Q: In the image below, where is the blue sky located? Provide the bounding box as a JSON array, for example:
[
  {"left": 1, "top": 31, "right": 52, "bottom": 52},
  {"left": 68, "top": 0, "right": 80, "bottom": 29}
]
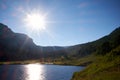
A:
[{"left": 0, "top": 0, "right": 120, "bottom": 46}]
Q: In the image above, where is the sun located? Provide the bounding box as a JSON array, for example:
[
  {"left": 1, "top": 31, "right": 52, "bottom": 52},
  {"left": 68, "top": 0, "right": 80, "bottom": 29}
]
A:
[{"left": 24, "top": 11, "right": 47, "bottom": 31}]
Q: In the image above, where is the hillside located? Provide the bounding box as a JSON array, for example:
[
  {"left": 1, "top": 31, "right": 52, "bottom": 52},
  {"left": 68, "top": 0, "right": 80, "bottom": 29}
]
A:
[
  {"left": 0, "top": 23, "right": 120, "bottom": 64},
  {"left": 71, "top": 27, "right": 120, "bottom": 80},
  {"left": 72, "top": 45, "right": 120, "bottom": 80},
  {"left": 56, "top": 27, "right": 120, "bottom": 66},
  {"left": 0, "top": 23, "right": 67, "bottom": 62},
  {"left": 0, "top": 23, "right": 120, "bottom": 79},
  {"left": 0, "top": 23, "right": 42, "bottom": 61},
  {"left": 67, "top": 27, "right": 120, "bottom": 57}
]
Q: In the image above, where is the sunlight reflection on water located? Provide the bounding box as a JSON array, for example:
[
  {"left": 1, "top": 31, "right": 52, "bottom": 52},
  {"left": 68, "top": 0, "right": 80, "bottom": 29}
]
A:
[
  {"left": 26, "top": 64, "right": 45, "bottom": 80},
  {"left": 0, "top": 64, "right": 84, "bottom": 80}
]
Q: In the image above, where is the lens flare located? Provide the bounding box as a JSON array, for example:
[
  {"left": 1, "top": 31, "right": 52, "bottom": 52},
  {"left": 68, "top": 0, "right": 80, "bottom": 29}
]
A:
[{"left": 24, "top": 10, "right": 47, "bottom": 31}]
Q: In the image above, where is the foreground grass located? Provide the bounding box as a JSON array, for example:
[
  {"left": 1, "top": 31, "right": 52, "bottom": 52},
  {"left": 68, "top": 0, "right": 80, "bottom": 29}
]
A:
[
  {"left": 71, "top": 46, "right": 120, "bottom": 80},
  {"left": 72, "top": 59, "right": 120, "bottom": 80}
]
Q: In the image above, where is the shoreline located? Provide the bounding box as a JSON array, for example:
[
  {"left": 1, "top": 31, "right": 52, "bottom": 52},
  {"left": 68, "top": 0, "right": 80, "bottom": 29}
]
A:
[{"left": 0, "top": 61, "right": 87, "bottom": 67}]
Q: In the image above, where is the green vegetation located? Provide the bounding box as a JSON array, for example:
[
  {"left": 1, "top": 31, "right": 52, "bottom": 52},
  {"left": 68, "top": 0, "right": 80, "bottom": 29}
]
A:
[
  {"left": 0, "top": 23, "right": 120, "bottom": 80},
  {"left": 70, "top": 27, "right": 120, "bottom": 80},
  {"left": 71, "top": 44, "right": 120, "bottom": 80},
  {"left": 53, "top": 55, "right": 95, "bottom": 66}
]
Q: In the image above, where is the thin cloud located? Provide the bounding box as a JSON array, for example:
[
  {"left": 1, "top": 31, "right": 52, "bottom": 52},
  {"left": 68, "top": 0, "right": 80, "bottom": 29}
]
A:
[
  {"left": 16, "top": 6, "right": 26, "bottom": 13},
  {"left": 26, "top": 0, "right": 30, "bottom": 2},
  {"left": 78, "top": 2, "right": 89, "bottom": 8},
  {"left": 0, "top": 3, "right": 7, "bottom": 10}
]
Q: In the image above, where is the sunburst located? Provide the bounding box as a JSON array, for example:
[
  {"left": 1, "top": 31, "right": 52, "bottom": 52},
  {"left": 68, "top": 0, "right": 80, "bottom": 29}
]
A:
[{"left": 24, "top": 11, "right": 47, "bottom": 31}]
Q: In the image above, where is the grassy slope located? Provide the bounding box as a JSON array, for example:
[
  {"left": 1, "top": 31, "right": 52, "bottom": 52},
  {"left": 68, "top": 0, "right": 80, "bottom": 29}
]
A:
[
  {"left": 53, "top": 55, "right": 95, "bottom": 66},
  {"left": 71, "top": 46, "right": 120, "bottom": 80}
]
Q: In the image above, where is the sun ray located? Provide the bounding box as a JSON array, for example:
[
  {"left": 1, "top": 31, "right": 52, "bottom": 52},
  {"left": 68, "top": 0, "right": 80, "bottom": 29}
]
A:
[{"left": 23, "top": 10, "right": 47, "bottom": 32}]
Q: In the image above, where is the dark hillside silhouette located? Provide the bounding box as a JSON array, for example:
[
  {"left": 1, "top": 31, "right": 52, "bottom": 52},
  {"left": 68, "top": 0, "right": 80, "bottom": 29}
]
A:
[
  {"left": 0, "top": 23, "right": 67, "bottom": 61},
  {"left": 0, "top": 23, "right": 120, "bottom": 64}
]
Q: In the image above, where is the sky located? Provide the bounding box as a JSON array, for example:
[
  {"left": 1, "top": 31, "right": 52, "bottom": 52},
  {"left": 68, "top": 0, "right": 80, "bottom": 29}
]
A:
[{"left": 0, "top": 0, "right": 120, "bottom": 46}]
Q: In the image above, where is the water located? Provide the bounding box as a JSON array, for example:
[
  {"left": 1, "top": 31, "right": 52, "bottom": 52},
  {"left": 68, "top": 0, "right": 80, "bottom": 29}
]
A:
[{"left": 0, "top": 64, "right": 84, "bottom": 80}]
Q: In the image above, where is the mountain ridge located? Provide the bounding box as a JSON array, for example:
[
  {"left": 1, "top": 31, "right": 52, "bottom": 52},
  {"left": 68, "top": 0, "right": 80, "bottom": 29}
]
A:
[
  {"left": 0, "top": 23, "right": 119, "bottom": 80},
  {"left": 0, "top": 23, "right": 120, "bottom": 64},
  {"left": 0, "top": 23, "right": 67, "bottom": 61}
]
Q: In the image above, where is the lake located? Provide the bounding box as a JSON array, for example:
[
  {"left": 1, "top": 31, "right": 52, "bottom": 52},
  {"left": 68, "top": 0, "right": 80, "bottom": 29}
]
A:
[{"left": 0, "top": 64, "right": 84, "bottom": 80}]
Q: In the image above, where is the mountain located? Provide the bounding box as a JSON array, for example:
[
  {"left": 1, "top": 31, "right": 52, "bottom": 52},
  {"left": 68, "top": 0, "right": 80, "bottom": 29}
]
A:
[
  {"left": 71, "top": 27, "right": 120, "bottom": 80},
  {"left": 0, "top": 23, "right": 67, "bottom": 62},
  {"left": 0, "top": 23, "right": 120, "bottom": 65},
  {"left": 1, "top": 23, "right": 119, "bottom": 79},
  {"left": 66, "top": 27, "right": 120, "bottom": 58},
  {"left": 0, "top": 23, "right": 41, "bottom": 61}
]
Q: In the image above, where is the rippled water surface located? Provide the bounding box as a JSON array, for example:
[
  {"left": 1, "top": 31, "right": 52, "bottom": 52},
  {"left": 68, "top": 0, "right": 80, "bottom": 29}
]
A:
[{"left": 0, "top": 64, "right": 84, "bottom": 80}]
